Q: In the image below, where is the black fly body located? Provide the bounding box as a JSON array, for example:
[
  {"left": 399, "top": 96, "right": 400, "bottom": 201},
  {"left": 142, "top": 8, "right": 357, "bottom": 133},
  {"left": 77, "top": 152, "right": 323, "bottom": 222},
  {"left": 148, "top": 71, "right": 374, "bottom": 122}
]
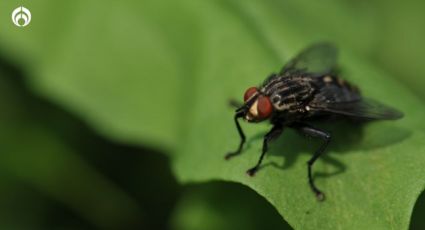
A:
[{"left": 225, "top": 43, "right": 403, "bottom": 201}]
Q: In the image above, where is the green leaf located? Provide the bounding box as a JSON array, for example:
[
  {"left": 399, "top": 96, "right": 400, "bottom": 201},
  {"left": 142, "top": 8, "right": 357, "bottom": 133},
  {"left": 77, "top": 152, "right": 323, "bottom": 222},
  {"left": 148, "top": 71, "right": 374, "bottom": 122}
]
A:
[
  {"left": 170, "top": 182, "right": 291, "bottom": 230},
  {"left": 0, "top": 0, "right": 201, "bottom": 151},
  {"left": 171, "top": 1, "right": 425, "bottom": 229},
  {"left": 367, "top": 0, "right": 425, "bottom": 100}
]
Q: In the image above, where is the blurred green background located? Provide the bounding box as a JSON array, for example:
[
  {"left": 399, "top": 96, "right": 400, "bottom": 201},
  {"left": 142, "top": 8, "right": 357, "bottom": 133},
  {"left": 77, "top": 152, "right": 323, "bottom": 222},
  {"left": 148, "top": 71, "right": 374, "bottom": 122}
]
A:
[{"left": 0, "top": 0, "right": 424, "bottom": 229}]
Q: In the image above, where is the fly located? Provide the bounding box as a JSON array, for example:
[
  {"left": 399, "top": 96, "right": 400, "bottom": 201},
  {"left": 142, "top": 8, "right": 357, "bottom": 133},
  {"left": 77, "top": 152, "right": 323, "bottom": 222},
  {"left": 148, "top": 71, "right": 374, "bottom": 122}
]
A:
[{"left": 225, "top": 43, "right": 403, "bottom": 201}]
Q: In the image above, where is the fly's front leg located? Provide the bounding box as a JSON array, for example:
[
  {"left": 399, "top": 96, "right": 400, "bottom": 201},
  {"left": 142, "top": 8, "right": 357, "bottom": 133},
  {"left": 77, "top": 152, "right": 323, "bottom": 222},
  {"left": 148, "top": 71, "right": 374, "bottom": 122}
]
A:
[
  {"left": 225, "top": 111, "right": 246, "bottom": 160},
  {"left": 291, "top": 123, "right": 331, "bottom": 201},
  {"left": 246, "top": 124, "right": 283, "bottom": 176}
]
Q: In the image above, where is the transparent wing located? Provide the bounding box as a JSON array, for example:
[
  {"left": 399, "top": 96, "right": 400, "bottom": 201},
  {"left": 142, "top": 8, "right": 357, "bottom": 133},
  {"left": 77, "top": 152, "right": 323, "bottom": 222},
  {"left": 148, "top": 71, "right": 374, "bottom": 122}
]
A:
[
  {"left": 309, "top": 98, "right": 403, "bottom": 120},
  {"left": 310, "top": 82, "right": 361, "bottom": 103},
  {"left": 281, "top": 42, "right": 338, "bottom": 76}
]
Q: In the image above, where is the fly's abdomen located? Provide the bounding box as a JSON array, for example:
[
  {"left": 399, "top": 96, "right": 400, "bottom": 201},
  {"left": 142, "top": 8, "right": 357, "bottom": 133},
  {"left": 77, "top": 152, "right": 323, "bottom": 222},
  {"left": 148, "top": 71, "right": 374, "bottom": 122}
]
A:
[{"left": 315, "top": 75, "right": 361, "bottom": 103}]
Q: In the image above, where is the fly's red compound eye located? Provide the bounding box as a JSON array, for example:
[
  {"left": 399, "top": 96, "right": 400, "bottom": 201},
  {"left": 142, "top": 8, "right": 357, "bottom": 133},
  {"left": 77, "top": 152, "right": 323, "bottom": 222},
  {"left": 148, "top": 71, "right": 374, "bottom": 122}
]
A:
[
  {"left": 257, "top": 96, "right": 273, "bottom": 119},
  {"left": 244, "top": 87, "right": 258, "bottom": 102}
]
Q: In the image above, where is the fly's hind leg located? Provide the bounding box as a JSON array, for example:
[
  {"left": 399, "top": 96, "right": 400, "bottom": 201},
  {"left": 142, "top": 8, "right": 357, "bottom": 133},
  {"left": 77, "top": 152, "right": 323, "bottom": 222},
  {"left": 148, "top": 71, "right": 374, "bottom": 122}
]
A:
[{"left": 291, "top": 123, "right": 331, "bottom": 201}]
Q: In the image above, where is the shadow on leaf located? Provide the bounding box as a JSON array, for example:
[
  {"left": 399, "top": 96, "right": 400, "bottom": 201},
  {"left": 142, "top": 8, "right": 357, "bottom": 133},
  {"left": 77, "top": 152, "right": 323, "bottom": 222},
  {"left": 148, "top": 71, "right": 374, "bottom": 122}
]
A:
[{"left": 243, "top": 119, "right": 410, "bottom": 179}]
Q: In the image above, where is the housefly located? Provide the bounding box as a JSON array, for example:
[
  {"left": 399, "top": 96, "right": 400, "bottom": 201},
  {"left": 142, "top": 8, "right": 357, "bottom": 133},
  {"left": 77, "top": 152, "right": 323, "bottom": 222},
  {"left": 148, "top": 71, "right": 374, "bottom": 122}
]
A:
[{"left": 225, "top": 43, "right": 403, "bottom": 200}]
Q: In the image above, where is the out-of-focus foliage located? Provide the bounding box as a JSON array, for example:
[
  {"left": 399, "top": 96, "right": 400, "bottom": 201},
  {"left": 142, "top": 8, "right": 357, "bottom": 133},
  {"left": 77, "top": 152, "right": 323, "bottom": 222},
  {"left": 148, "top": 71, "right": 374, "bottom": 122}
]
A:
[
  {"left": 0, "top": 0, "right": 195, "bottom": 150},
  {"left": 0, "top": 69, "right": 179, "bottom": 229},
  {"left": 410, "top": 192, "right": 425, "bottom": 229},
  {"left": 0, "top": 0, "right": 424, "bottom": 229},
  {"left": 171, "top": 182, "right": 291, "bottom": 230},
  {"left": 0, "top": 71, "right": 143, "bottom": 229},
  {"left": 368, "top": 0, "right": 425, "bottom": 100}
]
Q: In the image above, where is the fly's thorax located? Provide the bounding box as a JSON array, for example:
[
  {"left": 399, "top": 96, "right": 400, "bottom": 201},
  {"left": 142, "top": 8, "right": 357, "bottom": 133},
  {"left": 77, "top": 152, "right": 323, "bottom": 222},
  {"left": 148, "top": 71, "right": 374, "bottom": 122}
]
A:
[
  {"left": 270, "top": 93, "right": 295, "bottom": 110},
  {"left": 261, "top": 76, "right": 315, "bottom": 112}
]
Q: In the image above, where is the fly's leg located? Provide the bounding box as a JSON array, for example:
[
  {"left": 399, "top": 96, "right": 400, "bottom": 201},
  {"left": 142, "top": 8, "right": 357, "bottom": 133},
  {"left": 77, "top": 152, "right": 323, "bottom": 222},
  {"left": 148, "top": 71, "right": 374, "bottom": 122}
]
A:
[
  {"left": 225, "top": 112, "right": 246, "bottom": 160},
  {"left": 228, "top": 99, "right": 242, "bottom": 108},
  {"left": 291, "top": 123, "right": 331, "bottom": 201},
  {"left": 246, "top": 124, "right": 283, "bottom": 176}
]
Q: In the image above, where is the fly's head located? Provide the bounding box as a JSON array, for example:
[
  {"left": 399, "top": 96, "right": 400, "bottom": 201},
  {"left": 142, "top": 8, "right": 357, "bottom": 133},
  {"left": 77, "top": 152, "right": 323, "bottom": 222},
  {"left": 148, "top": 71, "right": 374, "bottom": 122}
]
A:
[{"left": 238, "top": 86, "right": 273, "bottom": 122}]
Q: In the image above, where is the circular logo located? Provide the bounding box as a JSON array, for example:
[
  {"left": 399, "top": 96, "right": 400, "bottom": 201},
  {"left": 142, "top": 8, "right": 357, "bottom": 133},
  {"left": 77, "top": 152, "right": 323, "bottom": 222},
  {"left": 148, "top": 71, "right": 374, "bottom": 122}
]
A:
[{"left": 12, "top": 6, "right": 31, "bottom": 27}]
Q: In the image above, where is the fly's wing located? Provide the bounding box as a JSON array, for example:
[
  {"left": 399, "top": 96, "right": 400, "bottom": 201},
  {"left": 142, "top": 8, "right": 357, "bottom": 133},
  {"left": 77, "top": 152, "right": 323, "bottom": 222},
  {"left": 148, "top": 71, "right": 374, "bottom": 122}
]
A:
[
  {"left": 309, "top": 84, "right": 403, "bottom": 120},
  {"left": 310, "top": 99, "right": 403, "bottom": 120},
  {"left": 281, "top": 42, "right": 338, "bottom": 76}
]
